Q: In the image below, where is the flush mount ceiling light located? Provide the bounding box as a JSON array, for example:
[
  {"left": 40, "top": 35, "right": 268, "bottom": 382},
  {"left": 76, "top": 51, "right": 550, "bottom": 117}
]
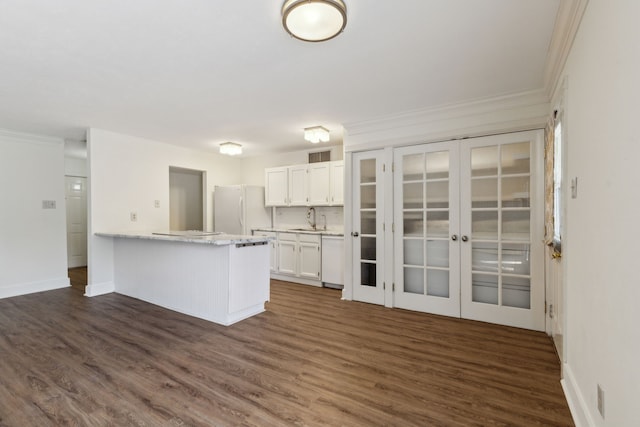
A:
[
  {"left": 219, "top": 142, "right": 242, "bottom": 156},
  {"left": 304, "top": 126, "right": 330, "bottom": 143},
  {"left": 282, "top": 0, "right": 347, "bottom": 42}
]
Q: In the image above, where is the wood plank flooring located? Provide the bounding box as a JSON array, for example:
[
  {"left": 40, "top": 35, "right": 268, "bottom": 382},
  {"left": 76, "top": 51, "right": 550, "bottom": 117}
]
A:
[
  {"left": 67, "top": 267, "right": 87, "bottom": 292},
  {"left": 0, "top": 280, "right": 573, "bottom": 426}
]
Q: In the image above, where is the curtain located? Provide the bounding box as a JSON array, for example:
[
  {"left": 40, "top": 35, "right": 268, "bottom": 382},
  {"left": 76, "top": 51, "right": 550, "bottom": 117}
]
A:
[{"left": 544, "top": 115, "right": 555, "bottom": 248}]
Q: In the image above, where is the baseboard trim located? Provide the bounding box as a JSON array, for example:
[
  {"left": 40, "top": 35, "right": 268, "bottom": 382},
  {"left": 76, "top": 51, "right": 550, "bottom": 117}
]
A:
[
  {"left": 0, "top": 277, "right": 70, "bottom": 299},
  {"left": 84, "top": 281, "right": 115, "bottom": 297},
  {"left": 561, "top": 363, "right": 596, "bottom": 427},
  {"left": 270, "top": 273, "right": 322, "bottom": 287}
]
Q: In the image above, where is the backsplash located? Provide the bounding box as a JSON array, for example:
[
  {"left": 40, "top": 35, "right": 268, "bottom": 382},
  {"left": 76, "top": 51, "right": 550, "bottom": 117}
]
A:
[{"left": 274, "top": 206, "right": 343, "bottom": 231}]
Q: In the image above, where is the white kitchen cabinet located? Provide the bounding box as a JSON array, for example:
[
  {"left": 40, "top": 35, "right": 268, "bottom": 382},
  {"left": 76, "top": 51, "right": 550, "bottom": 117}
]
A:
[
  {"left": 298, "top": 234, "right": 321, "bottom": 279},
  {"left": 253, "top": 231, "right": 278, "bottom": 273},
  {"left": 329, "top": 161, "right": 344, "bottom": 205},
  {"left": 264, "top": 161, "right": 344, "bottom": 207},
  {"left": 288, "top": 165, "right": 309, "bottom": 206},
  {"left": 308, "top": 162, "right": 330, "bottom": 205},
  {"left": 272, "top": 232, "right": 322, "bottom": 286},
  {"left": 277, "top": 233, "right": 297, "bottom": 275},
  {"left": 265, "top": 167, "right": 289, "bottom": 206}
]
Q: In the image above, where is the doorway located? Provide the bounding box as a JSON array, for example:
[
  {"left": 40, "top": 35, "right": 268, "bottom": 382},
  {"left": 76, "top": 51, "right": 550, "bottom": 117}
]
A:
[
  {"left": 169, "top": 167, "right": 205, "bottom": 231},
  {"left": 65, "top": 176, "right": 87, "bottom": 268}
]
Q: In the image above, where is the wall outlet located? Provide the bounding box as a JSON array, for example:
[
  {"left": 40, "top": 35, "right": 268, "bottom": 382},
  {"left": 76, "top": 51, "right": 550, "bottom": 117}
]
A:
[
  {"left": 597, "top": 384, "right": 605, "bottom": 418},
  {"left": 154, "top": 200, "right": 160, "bottom": 208},
  {"left": 42, "top": 200, "right": 56, "bottom": 209},
  {"left": 130, "top": 212, "right": 138, "bottom": 222}
]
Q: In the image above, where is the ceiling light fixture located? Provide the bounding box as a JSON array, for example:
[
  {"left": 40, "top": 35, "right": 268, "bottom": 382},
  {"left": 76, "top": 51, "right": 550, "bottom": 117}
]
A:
[
  {"left": 282, "top": 0, "right": 347, "bottom": 42},
  {"left": 219, "top": 142, "right": 242, "bottom": 156},
  {"left": 304, "top": 126, "right": 330, "bottom": 143}
]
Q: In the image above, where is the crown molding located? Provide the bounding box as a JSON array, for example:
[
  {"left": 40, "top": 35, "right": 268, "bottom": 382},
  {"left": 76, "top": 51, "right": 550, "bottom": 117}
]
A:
[
  {"left": 343, "top": 90, "right": 550, "bottom": 152},
  {"left": 543, "top": 0, "right": 590, "bottom": 99},
  {"left": 0, "top": 128, "right": 64, "bottom": 146}
]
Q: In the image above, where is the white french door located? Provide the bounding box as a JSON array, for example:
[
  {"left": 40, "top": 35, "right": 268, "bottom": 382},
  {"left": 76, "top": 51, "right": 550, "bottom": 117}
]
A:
[
  {"left": 392, "top": 131, "right": 544, "bottom": 330},
  {"left": 351, "top": 150, "right": 385, "bottom": 305},
  {"left": 393, "top": 142, "right": 461, "bottom": 317}
]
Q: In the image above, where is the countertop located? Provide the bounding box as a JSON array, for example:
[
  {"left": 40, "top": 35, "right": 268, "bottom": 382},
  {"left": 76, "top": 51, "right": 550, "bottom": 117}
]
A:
[
  {"left": 252, "top": 227, "right": 344, "bottom": 237},
  {"left": 96, "top": 231, "right": 272, "bottom": 246}
]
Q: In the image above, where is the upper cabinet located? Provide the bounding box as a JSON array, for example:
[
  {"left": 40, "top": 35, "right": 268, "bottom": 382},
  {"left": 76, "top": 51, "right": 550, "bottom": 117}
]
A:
[
  {"left": 265, "top": 161, "right": 344, "bottom": 207},
  {"left": 265, "top": 167, "right": 289, "bottom": 206},
  {"left": 329, "top": 161, "right": 344, "bottom": 205}
]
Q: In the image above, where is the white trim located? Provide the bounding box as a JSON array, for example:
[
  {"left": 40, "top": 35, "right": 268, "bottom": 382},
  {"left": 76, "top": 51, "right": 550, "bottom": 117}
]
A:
[
  {"left": 0, "top": 128, "right": 64, "bottom": 146},
  {"left": 344, "top": 90, "right": 549, "bottom": 152},
  {"left": 270, "top": 273, "right": 322, "bottom": 287},
  {"left": 561, "top": 363, "right": 596, "bottom": 427},
  {"left": 544, "top": 0, "right": 590, "bottom": 99},
  {"left": 0, "top": 277, "right": 70, "bottom": 299},
  {"left": 84, "top": 281, "right": 115, "bottom": 297}
]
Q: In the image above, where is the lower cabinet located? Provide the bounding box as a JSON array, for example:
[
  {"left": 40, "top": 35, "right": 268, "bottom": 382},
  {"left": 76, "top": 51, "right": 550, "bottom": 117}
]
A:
[{"left": 274, "top": 232, "right": 322, "bottom": 287}]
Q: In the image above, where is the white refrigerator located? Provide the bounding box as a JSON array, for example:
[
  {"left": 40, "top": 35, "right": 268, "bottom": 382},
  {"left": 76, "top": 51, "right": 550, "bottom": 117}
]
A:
[{"left": 213, "top": 185, "right": 271, "bottom": 235}]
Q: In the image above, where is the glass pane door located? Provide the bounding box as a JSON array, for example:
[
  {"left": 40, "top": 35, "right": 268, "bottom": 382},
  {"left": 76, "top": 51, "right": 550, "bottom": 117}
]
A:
[
  {"left": 460, "top": 131, "right": 544, "bottom": 331},
  {"left": 352, "top": 150, "right": 385, "bottom": 305},
  {"left": 393, "top": 142, "right": 461, "bottom": 317}
]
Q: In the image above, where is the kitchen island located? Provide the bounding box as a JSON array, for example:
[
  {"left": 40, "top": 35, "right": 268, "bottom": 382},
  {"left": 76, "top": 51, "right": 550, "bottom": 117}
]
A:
[{"left": 95, "top": 231, "right": 271, "bottom": 326}]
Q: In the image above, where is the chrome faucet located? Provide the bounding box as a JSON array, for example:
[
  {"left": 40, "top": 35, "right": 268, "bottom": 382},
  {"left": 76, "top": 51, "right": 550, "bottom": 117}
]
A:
[
  {"left": 306, "top": 207, "right": 316, "bottom": 230},
  {"left": 321, "top": 214, "right": 327, "bottom": 231}
]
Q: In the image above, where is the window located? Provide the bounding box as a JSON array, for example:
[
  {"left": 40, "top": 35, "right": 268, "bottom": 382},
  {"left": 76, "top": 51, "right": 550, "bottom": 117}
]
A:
[{"left": 552, "top": 116, "right": 563, "bottom": 252}]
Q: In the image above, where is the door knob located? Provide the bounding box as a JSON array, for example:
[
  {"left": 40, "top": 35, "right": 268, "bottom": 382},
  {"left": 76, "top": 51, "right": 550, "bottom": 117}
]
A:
[
  {"left": 351, "top": 231, "right": 359, "bottom": 237},
  {"left": 451, "top": 234, "right": 458, "bottom": 241},
  {"left": 461, "top": 235, "right": 469, "bottom": 242}
]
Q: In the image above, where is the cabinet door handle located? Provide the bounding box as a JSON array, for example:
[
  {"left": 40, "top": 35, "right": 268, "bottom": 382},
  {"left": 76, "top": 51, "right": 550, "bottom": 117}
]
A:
[
  {"left": 461, "top": 235, "right": 469, "bottom": 242},
  {"left": 451, "top": 234, "right": 458, "bottom": 241},
  {"left": 351, "top": 231, "right": 359, "bottom": 237}
]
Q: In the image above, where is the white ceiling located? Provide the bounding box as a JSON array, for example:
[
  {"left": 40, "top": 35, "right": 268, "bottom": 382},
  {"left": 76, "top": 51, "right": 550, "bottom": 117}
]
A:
[{"left": 0, "top": 0, "right": 561, "bottom": 156}]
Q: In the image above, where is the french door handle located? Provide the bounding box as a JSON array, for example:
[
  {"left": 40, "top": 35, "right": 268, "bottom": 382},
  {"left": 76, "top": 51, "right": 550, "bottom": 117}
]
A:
[
  {"left": 351, "top": 231, "right": 359, "bottom": 237},
  {"left": 461, "top": 235, "right": 469, "bottom": 242},
  {"left": 451, "top": 234, "right": 458, "bottom": 241}
]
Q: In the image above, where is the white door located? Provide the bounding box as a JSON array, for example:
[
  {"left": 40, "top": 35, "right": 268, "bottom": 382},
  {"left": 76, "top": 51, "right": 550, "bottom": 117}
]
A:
[
  {"left": 329, "top": 161, "right": 344, "bottom": 205},
  {"left": 308, "top": 163, "right": 330, "bottom": 205},
  {"left": 65, "top": 176, "right": 87, "bottom": 268},
  {"left": 390, "top": 131, "right": 544, "bottom": 330},
  {"left": 265, "top": 167, "right": 288, "bottom": 206},
  {"left": 288, "top": 165, "right": 309, "bottom": 206},
  {"left": 352, "top": 150, "right": 385, "bottom": 305},
  {"left": 393, "top": 142, "right": 461, "bottom": 317},
  {"left": 460, "top": 132, "right": 544, "bottom": 331},
  {"left": 299, "top": 241, "right": 320, "bottom": 279},
  {"left": 278, "top": 235, "right": 297, "bottom": 275}
]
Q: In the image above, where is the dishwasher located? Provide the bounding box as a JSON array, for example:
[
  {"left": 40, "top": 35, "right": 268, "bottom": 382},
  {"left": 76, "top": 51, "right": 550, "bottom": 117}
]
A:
[{"left": 321, "top": 235, "right": 344, "bottom": 289}]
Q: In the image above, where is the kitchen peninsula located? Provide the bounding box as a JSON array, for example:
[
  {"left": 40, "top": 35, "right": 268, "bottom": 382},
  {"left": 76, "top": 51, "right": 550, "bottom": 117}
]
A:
[{"left": 95, "top": 231, "right": 271, "bottom": 326}]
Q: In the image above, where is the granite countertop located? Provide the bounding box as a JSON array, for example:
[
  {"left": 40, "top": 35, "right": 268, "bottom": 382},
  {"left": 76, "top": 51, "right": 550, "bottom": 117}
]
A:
[
  {"left": 96, "top": 231, "right": 272, "bottom": 246},
  {"left": 252, "top": 227, "right": 344, "bottom": 237}
]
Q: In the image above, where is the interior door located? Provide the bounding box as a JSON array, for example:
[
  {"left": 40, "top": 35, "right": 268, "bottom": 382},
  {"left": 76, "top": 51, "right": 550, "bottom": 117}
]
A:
[
  {"left": 65, "top": 176, "right": 87, "bottom": 268},
  {"left": 352, "top": 151, "right": 385, "bottom": 305},
  {"left": 460, "top": 132, "right": 544, "bottom": 331},
  {"left": 393, "top": 142, "right": 461, "bottom": 317}
]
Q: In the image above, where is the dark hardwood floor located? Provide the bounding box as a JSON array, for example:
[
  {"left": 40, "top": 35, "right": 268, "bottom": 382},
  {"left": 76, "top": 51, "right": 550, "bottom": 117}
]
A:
[{"left": 0, "top": 280, "right": 573, "bottom": 426}]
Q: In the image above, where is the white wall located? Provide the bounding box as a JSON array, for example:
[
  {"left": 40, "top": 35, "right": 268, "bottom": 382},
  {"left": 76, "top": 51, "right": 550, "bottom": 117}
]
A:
[
  {"left": 86, "top": 128, "right": 243, "bottom": 296},
  {"left": 65, "top": 156, "right": 87, "bottom": 177},
  {"left": 0, "top": 130, "right": 69, "bottom": 298},
  {"left": 241, "top": 145, "right": 343, "bottom": 186},
  {"left": 557, "top": 1, "right": 640, "bottom": 426}
]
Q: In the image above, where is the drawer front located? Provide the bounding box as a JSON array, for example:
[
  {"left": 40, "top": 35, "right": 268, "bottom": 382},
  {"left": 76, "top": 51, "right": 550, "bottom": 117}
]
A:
[{"left": 298, "top": 233, "right": 321, "bottom": 244}]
